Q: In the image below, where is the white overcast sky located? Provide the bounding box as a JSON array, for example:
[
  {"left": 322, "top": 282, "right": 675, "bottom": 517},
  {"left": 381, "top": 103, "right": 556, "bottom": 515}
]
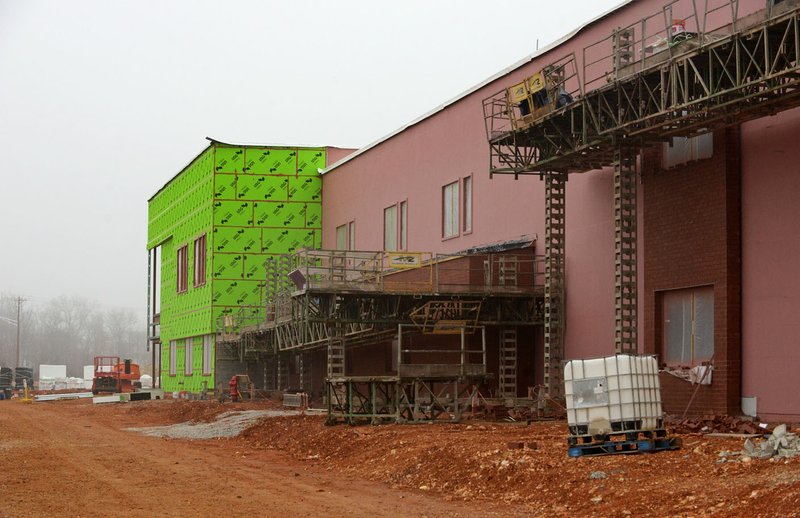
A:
[{"left": 0, "top": 0, "right": 622, "bottom": 312}]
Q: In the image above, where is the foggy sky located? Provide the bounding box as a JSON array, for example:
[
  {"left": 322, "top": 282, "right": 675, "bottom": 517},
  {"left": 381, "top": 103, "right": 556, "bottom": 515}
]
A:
[{"left": 0, "top": 0, "right": 621, "bottom": 312}]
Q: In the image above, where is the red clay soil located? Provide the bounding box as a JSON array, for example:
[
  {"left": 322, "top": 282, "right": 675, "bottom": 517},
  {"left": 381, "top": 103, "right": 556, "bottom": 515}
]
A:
[{"left": 2, "top": 398, "right": 799, "bottom": 517}]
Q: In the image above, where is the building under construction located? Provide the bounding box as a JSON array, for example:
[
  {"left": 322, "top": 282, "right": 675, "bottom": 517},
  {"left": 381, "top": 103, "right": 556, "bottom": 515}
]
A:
[{"left": 153, "top": 0, "right": 800, "bottom": 423}]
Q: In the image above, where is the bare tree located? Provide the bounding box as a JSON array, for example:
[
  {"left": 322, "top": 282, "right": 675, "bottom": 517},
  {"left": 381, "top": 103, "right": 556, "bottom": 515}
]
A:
[{"left": 1, "top": 294, "right": 145, "bottom": 378}]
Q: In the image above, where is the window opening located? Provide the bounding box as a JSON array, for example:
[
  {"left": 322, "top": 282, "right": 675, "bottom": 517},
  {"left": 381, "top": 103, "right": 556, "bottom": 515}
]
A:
[{"left": 442, "top": 181, "right": 459, "bottom": 238}]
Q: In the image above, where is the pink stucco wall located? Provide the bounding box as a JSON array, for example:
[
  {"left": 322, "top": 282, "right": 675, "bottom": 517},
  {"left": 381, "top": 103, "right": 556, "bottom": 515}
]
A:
[
  {"left": 741, "top": 107, "right": 800, "bottom": 421},
  {"left": 325, "top": 147, "right": 357, "bottom": 169},
  {"left": 320, "top": 0, "right": 673, "bottom": 360},
  {"left": 320, "top": 0, "right": 793, "bottom": 417},
  {"left": 563, "top": 168, "right": 617, "bottom": 359}
]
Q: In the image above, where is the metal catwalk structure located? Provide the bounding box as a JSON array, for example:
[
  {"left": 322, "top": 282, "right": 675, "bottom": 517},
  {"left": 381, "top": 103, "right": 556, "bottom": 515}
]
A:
[
  {"left": 483, "top": 0, "right": 800, "bottom": 395},
  {"left": 217, "top": 247, "right": 546, "bottom": 421}
]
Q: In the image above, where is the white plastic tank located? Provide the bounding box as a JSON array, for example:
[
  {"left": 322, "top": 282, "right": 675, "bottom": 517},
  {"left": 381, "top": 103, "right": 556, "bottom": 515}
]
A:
[
  {"left": 139, "top": 374, "right": 153, "bottom": 389},
  {"left": 564, "top": 354, "right": 663, "bottom": 437}
]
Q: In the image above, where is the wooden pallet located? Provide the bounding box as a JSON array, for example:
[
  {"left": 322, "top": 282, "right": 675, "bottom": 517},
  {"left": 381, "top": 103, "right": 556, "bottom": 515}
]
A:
[{"left": 567, "top": 436, "right": 681, "bottom": 457}]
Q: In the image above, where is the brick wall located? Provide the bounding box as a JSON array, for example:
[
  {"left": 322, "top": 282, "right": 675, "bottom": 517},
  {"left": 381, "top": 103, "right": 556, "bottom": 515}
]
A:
[
  {"left": 382, "top": 248, "right": 538, "bottom": 293},
  {"left": 642, "top": 127, "right": 742, "bottom": 416}
]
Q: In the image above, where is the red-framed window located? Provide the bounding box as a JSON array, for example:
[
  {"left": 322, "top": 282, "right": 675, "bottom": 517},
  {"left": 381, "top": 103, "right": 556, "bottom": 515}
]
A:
[
  {"left": 176, "top": 245, "right": 188, "bottom": 293},
  {"left": 193, "top": 234, "right": 206, "bottom": 287}
]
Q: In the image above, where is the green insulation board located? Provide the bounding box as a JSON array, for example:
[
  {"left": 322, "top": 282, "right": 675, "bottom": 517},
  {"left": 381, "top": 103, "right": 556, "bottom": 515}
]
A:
[
  {"left": 211, "top": 143, "right": 326, "bottom": 338},
  {"left": 159, "top": 336, "right": 214, "bottom": 393},
  {"left": 296, "top": 149, "right": 326, "bottom": 175},
  {"left": 148, "top": 142, "right": 327, "bottom": 394}
]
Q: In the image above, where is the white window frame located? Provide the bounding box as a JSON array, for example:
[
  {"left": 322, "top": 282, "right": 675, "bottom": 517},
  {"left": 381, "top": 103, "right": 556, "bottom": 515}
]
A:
[
  {"left": 348, "top": 221, "right": 355, "bottom": 250},
  {"left": 185, "top": 338, "right": 194, "bottom": 376},
  {"left": 662, "top": 286, "right": 714, "bottom": 367},
  {"left": 169, "top": 340, "right": 177, "bottom": 376},
  {"left": 336, "top": 224, "right": 347, "bottom": 250},
  {"left": 399, "top": 200, "right": 408, "bottom": 251},
  {"left": 202, "top": 334, "right": 213, "bottom": 375},
  {"left": 442, "top": 181, "right": 459, "bottom": 238},
  {"left": 463, "top": 176, "right": 473, "bottom": 234},
  {"left": 384, "top": 205, "right": 398, "bottom": 251}
]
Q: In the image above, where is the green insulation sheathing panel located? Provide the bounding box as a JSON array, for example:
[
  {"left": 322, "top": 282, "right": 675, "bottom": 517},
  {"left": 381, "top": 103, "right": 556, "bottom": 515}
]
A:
[
  {"left": 147, "top": 142, "right": 327, "bottom": 393},
  {"left": 212, "top": 143, "right": 326, "bottom": 331},
  {"left": 160, "top": 336, "right": 215, "bottom": 394},
  {"left": 148, "top": 146, "right": 215, "bottom": 393}
]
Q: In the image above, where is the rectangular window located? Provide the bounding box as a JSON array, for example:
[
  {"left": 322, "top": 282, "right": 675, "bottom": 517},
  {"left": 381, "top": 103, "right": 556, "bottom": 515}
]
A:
[
  {"left": 193, "top": 234, "right": 206, "bottom": 287},
  {"left": 169, "top": 340, "right": 177, "bottom": 376},
  {"left": 185, "top": 338, "right": 194, "bottom": 376},
  {"left": 336, "top": 224, "right": 347, "bottom": 250},
  {"left": 463, "top": 176, "right": 473, "bottom": 233},
  {"left": 663, "top": 286, "right": 714, "bottom": 367},
  {"left": 442, "top": 181, "right": 459, "bottom": 238},
  {"left": 176, "top": 245, "right": 188, "bottom": 293},
  {"left": 348, "top": 221, "right": 356, "bottom": 250},
  {"left": 399, "top": 200, "right": 408, "bottom": 250},
  {"left": 663, "top": 133, "right": 713, "bottom": 168},
  {"left": 202, "top": 334, "right": 213, "bottom": 375},
  {"left": 384, "top": 205, "right": 398, "bottom": 251}
]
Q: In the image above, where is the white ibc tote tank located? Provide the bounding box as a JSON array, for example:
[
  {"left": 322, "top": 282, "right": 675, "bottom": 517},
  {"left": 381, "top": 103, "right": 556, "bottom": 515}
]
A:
[{"left": 564, "top": 354, "right": 663, "bottom": 437}]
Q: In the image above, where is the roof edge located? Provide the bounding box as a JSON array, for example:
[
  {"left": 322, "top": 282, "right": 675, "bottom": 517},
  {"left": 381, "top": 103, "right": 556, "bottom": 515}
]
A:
[
  {"left": 206, "top": 137, "right": 354, "bottom": 150},
  {"left": 148, "top": 137, "right": 354, "bottom": 202},
  {"left": 147, "top": 141, "right": 213, "bottom": 202},
  {"left": 321, "top": 0, "right": 632, "bottom": 175}
]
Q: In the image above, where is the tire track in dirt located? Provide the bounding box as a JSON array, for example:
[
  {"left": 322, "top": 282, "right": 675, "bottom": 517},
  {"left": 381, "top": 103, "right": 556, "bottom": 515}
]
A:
[{"left": 0, "top": 400, "right": 527, "bottom": 517}]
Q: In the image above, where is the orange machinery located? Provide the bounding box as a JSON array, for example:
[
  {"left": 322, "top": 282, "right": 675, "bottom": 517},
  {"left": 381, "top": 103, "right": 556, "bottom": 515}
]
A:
[{"left": 92, "top": 356, "right": 141, "bottom": 394}]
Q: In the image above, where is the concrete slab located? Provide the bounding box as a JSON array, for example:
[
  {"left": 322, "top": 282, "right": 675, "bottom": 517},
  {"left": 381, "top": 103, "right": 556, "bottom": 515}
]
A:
[
  {"left": 92, "top": 395, "right": 125, "bottom": 405},
  {"left": 35, "top": 392, "right": 93, "bottom": 402}
]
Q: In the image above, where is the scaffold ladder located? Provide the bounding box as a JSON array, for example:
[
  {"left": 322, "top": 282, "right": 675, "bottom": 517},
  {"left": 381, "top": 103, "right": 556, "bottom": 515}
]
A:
[
  {"left": 614, "top": 148, "right": 638, "bottom": 354},
  {"left": 612, "top": 27, "right": 635, "bottom": 77},
  {"left": 327, "top": 323, "right": 345, "bottom": 379},
  {"left": 330, "top": 251, "right": 347, "bottom": 283},
  {"left": 498, "top": 256, "right": 518, "bottom": 286},
  {"left": 499, "top": 327, "right": 518, "bottom": 398},
  {"left": 544, "top": 172, "right": 566, "bottom": 399}
]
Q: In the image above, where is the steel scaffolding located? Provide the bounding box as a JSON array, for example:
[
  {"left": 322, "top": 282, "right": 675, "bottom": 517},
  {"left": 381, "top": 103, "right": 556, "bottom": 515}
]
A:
[
  {"left": 483, "top": 0, "right": 800, "bottom": 383},
  {"left": 485, "top": 1, "right": 800, "bottom": 174},
  {"left": 217, "top": 248, "right": 546, "bottom": 408}
]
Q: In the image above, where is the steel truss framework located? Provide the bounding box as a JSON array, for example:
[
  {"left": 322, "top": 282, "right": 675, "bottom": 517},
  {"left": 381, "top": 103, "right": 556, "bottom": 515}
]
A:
[
  {"left": 483, "top": 0, "right": 800, "bottom": 378},
  {"left": 325, "top": 375, "right": 484, "bottom": 425},
  {"left": 217, "top": 250, "right": 546, "bottom": 397},
  {"left": 486, "top": 1, "right": 800, "bottom": 174}
]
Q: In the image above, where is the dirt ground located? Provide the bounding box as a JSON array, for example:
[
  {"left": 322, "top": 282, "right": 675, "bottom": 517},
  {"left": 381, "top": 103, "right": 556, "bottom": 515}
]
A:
[{"left": 1, "top": 398, "right": 799, "bottom": 517}]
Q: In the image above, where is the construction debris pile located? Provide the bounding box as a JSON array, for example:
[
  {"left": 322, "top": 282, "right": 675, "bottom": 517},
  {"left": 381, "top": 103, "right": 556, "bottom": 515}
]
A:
[
  {"left": 718, "top": 425, "right": 800, "bottom": 463},
  {"left": 665, "top": 414, "right": 767, "bottom": 435}
]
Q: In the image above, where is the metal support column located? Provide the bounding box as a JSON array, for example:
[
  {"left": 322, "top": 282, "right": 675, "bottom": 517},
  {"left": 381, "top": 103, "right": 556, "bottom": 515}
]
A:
[
  {"left": 544, "top": 172, "right": 566, "bottom": 399},
  {"left": 298, "top": 352, "right": 305, "bottom": 393},
  {"left": 299, "top": 352, "right": 312, "bottom": 394},
  {"left": 499, "top": 327, "right": 518, "bottom": 398},
  {"left": 614, "top": 148, "right": 638, "bottom": 354},
  {"left": 276, "top": 353, "right": 288, "bottom": 391},
  {"left": 265, "top": 352, "right": 277, "bottom": 391}
]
